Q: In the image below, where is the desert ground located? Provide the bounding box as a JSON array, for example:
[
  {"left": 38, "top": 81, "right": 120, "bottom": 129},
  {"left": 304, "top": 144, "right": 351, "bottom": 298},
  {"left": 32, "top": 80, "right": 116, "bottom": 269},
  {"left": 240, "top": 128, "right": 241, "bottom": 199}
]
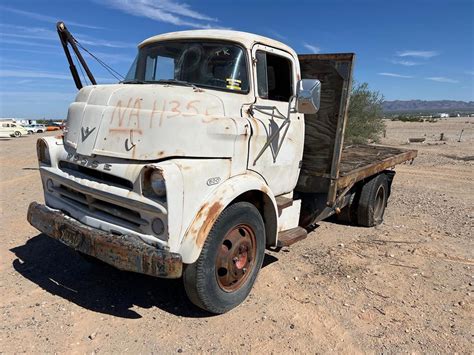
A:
[{"left": 0, "top": 117, "right": 472, "bottom": 353}]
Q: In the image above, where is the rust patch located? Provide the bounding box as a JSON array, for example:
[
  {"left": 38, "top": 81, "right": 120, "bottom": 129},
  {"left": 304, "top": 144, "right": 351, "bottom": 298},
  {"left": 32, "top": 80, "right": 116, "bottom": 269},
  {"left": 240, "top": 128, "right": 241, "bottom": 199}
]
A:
[
  {"left": 202, "top": 116, "right": 220, "bottom": 123},
  {"left": 179, "top": 164, "right": 192, "bottom": 171},
  {"left": 27, "top": 202, "right": 182, "bottom": 278},
  {"left": 194, "top": 200, "right": 224, "bottom": 248}
]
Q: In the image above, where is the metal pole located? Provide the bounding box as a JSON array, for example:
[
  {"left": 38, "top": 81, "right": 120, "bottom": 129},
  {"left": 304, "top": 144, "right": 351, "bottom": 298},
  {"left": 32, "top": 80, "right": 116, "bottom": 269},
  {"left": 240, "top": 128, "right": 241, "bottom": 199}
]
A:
[{"left": 57, "top": 21, "right": 97, "bottom": 88}]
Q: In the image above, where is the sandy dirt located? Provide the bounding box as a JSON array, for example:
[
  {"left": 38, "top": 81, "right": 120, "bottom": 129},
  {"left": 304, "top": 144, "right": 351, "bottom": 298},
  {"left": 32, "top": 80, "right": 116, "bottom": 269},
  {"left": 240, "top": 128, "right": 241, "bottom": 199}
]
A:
[{"left": 0, "top": 118, "right": 472, "bottom": 353}]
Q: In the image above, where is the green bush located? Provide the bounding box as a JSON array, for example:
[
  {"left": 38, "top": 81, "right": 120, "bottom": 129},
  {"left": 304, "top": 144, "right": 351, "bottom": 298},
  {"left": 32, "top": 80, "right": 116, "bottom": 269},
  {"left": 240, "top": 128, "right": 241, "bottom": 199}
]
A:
[{"left": 345, "top": 82, "right": 385, "bottom": 144}]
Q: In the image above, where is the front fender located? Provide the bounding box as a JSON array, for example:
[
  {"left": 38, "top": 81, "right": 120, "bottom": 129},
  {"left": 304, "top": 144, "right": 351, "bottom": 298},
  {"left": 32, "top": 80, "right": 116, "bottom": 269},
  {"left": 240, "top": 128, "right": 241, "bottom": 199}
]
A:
[{"left": 178, "top": 172, "right": 278, "bottom": 264}]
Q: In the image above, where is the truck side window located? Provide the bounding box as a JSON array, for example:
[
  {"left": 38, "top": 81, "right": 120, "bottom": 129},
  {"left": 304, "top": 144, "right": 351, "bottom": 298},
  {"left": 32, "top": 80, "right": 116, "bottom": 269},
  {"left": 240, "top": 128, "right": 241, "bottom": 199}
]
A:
[{"left": 256, "top": 50, "right": 293, "bottom": 102}]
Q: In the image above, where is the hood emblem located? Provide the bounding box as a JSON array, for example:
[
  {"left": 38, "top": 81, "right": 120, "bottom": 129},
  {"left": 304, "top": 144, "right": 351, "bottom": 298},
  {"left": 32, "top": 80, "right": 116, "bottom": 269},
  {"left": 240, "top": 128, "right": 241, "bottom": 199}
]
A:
[{"left": 81, "top": 126, "right": 96, "bottom": 142}]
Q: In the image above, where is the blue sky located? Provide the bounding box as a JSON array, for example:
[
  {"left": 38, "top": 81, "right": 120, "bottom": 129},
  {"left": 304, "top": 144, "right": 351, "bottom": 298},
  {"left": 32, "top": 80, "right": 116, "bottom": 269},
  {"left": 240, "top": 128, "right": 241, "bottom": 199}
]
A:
[{"left": 0, "top": 0, "right": 473, "bottom": 119}]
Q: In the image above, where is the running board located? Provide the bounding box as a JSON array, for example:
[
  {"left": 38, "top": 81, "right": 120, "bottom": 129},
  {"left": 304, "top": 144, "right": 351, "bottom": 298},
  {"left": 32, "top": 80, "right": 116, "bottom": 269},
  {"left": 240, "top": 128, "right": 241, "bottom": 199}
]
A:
[{"left": 277, "top": 227, "right": 308, "bottom": 247}]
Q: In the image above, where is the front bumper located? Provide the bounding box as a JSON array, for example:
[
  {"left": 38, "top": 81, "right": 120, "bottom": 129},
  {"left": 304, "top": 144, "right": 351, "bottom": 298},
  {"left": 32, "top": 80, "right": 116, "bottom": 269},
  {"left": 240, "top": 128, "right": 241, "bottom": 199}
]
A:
[{"left": 27, "top": 202, "right": 182, "bottom": 278}]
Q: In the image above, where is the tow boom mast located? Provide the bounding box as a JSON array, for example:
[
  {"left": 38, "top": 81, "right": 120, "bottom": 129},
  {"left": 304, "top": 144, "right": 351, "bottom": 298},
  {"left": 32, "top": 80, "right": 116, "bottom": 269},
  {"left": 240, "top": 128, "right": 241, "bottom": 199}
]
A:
[{"left": 56, "top": 21, "right": 97, "bottom": 90}]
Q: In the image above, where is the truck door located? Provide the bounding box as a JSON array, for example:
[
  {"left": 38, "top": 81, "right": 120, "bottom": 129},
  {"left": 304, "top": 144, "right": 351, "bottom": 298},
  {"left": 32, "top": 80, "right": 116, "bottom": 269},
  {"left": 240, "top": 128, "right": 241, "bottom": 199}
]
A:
[{"left": 247, "top": 44, "right": 304, "bottom": 196}]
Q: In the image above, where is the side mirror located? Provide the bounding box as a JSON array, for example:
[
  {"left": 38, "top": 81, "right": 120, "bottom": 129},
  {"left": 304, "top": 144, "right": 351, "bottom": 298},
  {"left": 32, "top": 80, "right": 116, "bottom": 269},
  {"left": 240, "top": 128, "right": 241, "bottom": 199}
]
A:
[{"left": 296, "top": 79, "right": 321, "bottom": 114}]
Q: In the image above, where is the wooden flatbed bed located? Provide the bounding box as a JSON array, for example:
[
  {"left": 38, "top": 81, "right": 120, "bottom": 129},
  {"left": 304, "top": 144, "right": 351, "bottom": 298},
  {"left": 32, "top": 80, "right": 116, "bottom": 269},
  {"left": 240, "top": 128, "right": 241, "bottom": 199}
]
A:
[
  {"left": 337, "top": 144, "right": 417, "bottom": 189},
  {"left": 294, "top": 53, "right": 417, "bottom": 229}
]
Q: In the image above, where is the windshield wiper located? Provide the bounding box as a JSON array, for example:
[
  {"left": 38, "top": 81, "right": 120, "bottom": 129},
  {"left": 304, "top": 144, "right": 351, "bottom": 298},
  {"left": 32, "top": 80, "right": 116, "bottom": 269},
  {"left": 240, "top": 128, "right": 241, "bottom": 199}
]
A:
[
  {"left": 121, "top": 79, "right": 147, "bottom": 84},
  {"left": 121, "top": 79, "right": 201, "bottom": 91},
  {"left": 155, "top": 79, "right": 200, "bottom": 90}
]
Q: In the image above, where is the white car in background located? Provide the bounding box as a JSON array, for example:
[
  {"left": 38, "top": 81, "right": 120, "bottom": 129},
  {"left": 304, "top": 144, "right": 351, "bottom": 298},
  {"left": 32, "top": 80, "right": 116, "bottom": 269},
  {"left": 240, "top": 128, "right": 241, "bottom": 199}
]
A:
[
  {"left": 24, "top": 124, "right": 47, "bottom": 134},
  {"left": 0, "top": 123, "right": 29, "bottom": 138}
]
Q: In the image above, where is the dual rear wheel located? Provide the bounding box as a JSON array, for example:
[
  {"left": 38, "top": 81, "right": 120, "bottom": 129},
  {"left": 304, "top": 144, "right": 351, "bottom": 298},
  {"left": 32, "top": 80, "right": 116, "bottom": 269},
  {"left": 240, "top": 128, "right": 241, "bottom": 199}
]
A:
[{"left": 337, "top": 173, "right": 390, "bottom": 227}]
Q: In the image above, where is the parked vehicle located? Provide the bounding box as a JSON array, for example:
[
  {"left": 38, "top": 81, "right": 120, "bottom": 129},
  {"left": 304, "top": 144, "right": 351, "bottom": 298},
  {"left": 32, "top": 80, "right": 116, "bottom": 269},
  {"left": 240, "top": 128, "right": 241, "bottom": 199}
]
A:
[
  {"left": 0, "top": 122, "right": 28, "bottom": 137},
  {"left": 46, "top": 124, "right": 61, "bottom": 131},
  {"left": 24, "top": 124, "right": 47, "bottom": 134},
  {"left": 28, "top": 23, "right": 417, "bottom": 313}
]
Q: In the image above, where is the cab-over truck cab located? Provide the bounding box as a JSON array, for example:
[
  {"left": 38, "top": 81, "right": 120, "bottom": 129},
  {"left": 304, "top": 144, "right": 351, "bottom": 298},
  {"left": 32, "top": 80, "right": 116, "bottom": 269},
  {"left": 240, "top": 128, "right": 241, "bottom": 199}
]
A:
[{"left": 28, "top": 29, "right": 416, "bottom": 313}]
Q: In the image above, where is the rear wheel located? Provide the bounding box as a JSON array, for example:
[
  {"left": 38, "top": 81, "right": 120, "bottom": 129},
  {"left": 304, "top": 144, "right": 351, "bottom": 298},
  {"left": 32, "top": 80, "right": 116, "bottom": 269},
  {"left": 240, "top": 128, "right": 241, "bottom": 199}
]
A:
[
  {"left": 183, "top": 202, "right": 265, "bottom": 314},
  {"left": 357, "top": 174, "right": 389, "bottom": 227}
]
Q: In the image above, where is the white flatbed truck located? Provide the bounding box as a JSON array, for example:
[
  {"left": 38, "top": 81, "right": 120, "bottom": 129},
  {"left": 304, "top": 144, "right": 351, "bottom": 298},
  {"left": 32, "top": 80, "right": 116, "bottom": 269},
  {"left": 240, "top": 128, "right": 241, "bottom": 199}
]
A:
[{"left": 28, "top": 24, "right": 417, "bottom": 313}]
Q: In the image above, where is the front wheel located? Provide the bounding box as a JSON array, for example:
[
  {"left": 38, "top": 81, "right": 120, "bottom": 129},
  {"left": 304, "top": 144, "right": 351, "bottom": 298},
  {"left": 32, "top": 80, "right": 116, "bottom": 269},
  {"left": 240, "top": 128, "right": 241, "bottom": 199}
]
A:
[
  {"left": 183, "top": 202, "right": 265, "bottom": 314},
  {"left": 14, "top": 131, "right": 21, "bottom": 137}
]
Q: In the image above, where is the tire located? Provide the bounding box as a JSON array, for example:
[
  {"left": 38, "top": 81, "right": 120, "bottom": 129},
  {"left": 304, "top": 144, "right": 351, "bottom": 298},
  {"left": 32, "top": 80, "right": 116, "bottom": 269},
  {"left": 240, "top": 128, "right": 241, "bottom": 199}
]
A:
[
  {"left": 183, "top": 202, "right": 265, "bottom": 314},
  {"left": 357, "top": 174, "right": 389, "bottom": 227},
  {"left": 14, "top": 131, "right": 21, "bottom": 137},
  {"left": 37, "top": 130, "right": 43, "bottom": 133}
]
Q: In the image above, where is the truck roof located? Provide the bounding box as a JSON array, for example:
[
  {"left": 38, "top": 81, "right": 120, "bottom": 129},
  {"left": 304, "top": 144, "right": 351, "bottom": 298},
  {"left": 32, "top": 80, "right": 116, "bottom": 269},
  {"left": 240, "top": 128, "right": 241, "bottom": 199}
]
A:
[{"left": 139, "top": 30, "right": 297, "bottom": 57}]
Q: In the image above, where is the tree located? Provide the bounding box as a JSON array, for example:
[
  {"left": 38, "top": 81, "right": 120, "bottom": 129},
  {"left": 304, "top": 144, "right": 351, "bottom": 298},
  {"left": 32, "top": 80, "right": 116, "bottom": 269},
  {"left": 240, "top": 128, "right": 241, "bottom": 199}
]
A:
[{"left": 345, "top": 82, "right": 385, "bottom": 144}]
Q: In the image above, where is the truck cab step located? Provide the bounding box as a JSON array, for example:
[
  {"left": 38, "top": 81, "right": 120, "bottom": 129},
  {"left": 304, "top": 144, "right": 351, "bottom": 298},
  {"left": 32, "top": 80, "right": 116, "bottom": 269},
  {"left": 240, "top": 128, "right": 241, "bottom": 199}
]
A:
[
  {"left": 276, "top": 195, "right": 293, "bottom": 216},
  {"left": 277, "top": 227, "right": 308, "bottom": 247}
]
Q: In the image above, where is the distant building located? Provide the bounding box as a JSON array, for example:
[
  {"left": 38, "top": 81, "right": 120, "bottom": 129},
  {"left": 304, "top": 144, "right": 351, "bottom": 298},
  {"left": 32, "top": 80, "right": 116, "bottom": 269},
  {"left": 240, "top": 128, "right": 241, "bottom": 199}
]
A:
[{"left": 432, "top": 113, "right": 449, "bottom": 118}]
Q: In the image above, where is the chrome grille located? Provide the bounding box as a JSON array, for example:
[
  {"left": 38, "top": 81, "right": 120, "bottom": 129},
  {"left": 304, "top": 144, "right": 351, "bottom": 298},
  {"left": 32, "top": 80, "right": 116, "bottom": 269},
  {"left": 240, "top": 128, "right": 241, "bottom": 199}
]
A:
[
  {"left": 58, "top": 161, "right": 133, "bottom": 190},
  {"left": 53, "top": 184, "right": 147, "bottom": 231}
]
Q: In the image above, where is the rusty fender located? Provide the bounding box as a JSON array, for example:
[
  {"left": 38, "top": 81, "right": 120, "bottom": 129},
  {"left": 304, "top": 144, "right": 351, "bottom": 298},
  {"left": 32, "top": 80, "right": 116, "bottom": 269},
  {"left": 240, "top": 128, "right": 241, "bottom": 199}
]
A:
[
  {"left": 27, "top": 202, "right": 182, "bottom": 278},
  {"left": 178, "top": 172, "right": 278, "bottom": 264}
]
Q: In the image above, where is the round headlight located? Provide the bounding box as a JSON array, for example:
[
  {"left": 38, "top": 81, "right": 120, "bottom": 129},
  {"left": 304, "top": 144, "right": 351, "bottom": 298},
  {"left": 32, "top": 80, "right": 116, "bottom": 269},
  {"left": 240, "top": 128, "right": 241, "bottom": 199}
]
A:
[{"left": 150, "top": 170, "right": 166, "bottom": 197}]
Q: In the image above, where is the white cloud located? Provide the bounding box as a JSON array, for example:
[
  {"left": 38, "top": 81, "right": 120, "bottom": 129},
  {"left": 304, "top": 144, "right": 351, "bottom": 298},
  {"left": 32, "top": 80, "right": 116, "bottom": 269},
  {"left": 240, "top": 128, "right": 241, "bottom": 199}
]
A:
[
  {"left": 83, "top": 51, "right": 134, "bottom": 64},
  {"left": 0, "top": 24, "right": 135, "bottom": 49},
  {"left": 0, "top": 6, "right": 103, "bottom": 29},
  {"left": 391, "top": 59, "right": 420, "bottom": 66},
  {"left": 0, "top": 24, "right": 57, "bottom": 41},
  {"left": 98, "top": 0, "right": 220, "bottom": 28},
  {"left": 396, "top": 50, "right": 439, "bottom": 58},
  {"left": 0, "top": 47, "right": 60, "bottom": 55},
  {"left": 303, "top": 42, "right": 320, "bottom": 54},
  {"left": 0, "top": 38, "right": 59, "bottom": 49},
  {"left": 466, "top": 70, "right": 474, "bottom": 75},
  {"left": 378, "top": 72, "right": 413, "bottom": 78},
  {"left": 74, "top": 35, "right": 135, "bottom": 49},
  {"left": 16, "top": 79, "right": 34, "bottom": 85},
  {"left": 0, "top": 68, "right": 119, "bottom": 83},
  {"left": 0, "top": 69, "right": 71, "bottom": 80},
  {"left": 426, "top": 77, "right": 459, "bottom": 83},
  {"left": 266, "top": 30, "right": 288, "bottom": 41}
]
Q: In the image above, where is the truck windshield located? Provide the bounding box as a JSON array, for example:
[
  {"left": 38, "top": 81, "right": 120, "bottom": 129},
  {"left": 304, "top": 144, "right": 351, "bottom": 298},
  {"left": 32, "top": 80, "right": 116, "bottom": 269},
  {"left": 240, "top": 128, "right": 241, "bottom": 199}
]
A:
[{"left": 124, "top": 41, "right": 249, "bottom": 93}]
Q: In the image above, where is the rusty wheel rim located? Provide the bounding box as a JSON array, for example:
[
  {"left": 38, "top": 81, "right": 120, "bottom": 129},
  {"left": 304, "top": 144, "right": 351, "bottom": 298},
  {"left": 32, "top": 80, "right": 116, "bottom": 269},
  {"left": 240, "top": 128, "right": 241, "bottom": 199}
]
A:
[
  {"left": 374, "top": 185, "right": 386, "bottom": 221},
  {"left": 216, "top": 224, "right": 257, "bottom": 292}
]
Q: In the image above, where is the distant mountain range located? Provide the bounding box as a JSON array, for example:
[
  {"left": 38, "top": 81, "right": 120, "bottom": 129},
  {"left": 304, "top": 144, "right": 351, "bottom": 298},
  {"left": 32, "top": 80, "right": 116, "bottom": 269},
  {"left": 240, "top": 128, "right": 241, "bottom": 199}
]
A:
[{"left": 382, "top": 100, "right": 474, "bottom": 112}]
